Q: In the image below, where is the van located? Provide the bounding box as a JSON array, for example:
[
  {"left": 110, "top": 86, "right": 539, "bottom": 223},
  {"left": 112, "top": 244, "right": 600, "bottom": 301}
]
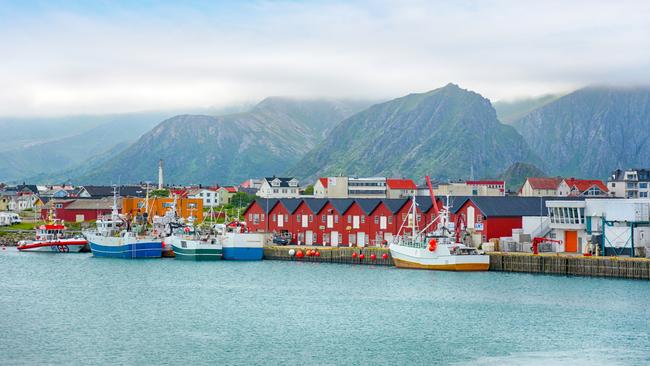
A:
[{"left": 0, "top": 212, "right": 21, "bottom": 225}]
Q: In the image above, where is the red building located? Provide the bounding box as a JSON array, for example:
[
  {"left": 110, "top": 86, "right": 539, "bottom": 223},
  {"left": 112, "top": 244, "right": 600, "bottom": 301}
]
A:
[{"left": 41, "top": 198, "right": 117, "bottom": 222}]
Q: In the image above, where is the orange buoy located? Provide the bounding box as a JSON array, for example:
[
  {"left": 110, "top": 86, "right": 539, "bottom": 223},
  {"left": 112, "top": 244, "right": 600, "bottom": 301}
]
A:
[
  {"left": 382, "top": 253, "right": 388, "bottom": 259},
  {"left": 370, "top": 253, "right": 377, "bottom": 260},
  {"left": 315, "top": 251, "right": 321, "bottom": 257},
  {"left": 359, "top": 253, "right": 365, "bottom": 260},
  {"left": 428, "top": 238, "right": 437, "bottom": 252},
  {"left": 352, "top": 252, "right": 358, "bottom": 259},
  {"left": 306, "top": 250, "right": 312, "bottom": 257}
]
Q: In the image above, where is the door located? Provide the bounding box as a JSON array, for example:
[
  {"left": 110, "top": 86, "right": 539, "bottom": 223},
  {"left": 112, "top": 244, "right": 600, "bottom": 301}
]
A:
[
  {"left": 331, "top": 231, "right": 339, "bottom": 247},
  {"left": 380, "top": 216, "right": 387, "bottom": 230},
  {"left": 306, "top": 231, "right": 313, "bottom": 245},
  {"left": 278, "top": 214, "right": 284, "bottom": 227},
  {"left": 467, "top": 206, "right": 475, "bottom": 229},
  {"left": 565, "top": 230, "right": 577, "bottom": 252},
  {"left": 302, "top": 215, "right": 308, "bottom": 228},
  {"left": 357, "top": 232, "right": 366, "bottom": 247}
]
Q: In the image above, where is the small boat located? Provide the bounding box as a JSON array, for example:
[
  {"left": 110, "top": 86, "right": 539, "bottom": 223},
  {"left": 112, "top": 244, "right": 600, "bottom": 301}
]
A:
[
  {"left": 17, "top": 210, "right": 87, "bottom": 253},
  {"left": 389, "top": 176, "right": 489, "bottom": 271},
  {"left": 167, "top": 225, "right": 223, "bottom": 261},
  {"left": 83, "top": 188, "right": 162, "bottom": 259},
  {"left": 218, "top": 221, "right": 264, "bottom": 261}
]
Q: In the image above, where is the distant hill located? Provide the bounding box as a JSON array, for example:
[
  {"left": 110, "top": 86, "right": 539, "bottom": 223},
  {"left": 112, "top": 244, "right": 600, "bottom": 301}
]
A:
[
  {"left": 512, "top": 86, "right": 650, "bottom": 178},
  {"left": 493, "top": 94, "right": 560, "bottom": 124},
  {"left": 498, "top": 162, "right": 547, "bottom": 192},
  {"left": 0, "top": 112, "right": 172, "bottom": 182},
  {"left": 290, "top": 83, "right": 540, "bottom": 181},
  {"left": 72, "top": 98, "right": 370, "bottom": 185}
]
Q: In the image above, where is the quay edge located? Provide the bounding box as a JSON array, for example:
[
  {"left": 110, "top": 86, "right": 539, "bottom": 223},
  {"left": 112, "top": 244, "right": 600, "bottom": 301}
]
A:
[{"left": 263, "top": 246, "right": 650, "bottom": 280}]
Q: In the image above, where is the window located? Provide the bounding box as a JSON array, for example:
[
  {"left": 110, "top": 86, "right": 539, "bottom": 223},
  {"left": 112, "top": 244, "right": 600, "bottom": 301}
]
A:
[
  {"left": 273, "top": 189, "right": 279, "bottom": 193},
  {"left": 55, "top": 203, "right": 63, "bottom": 208},
  {"left": 206, "top": 198, "right": 211, "bottom": 203},
  {"left": 334, "top": 215, "right": 339, "bottom": 224},
  {"left": 309, "top": 215, "right": 313, "bottom": 222},
  {"left": 322, "top": 215, "right": 326, "bottom": 223},
  {"left": 361, "top": 215, "right": 365, "bottom": 224},
  {"left": 640, "top": 183, "right": 648, "bottom": 189},
  {"left": 347, "top": 215, "right": 352, "bottom": 224},
  {"left": 374, "top": 216, "right": 379, "bottom": 224},
  {"left": 388, "top": 217, "right": 393, "bottom": 224},
  {"left": 284, "top": 214, "right": 288, "bottom": 222},
  {"left": 253, "top": 214, "right": 260, "bottom": 224},
  {"left": 349, "top": 234, "right": 356, "bottom": 245},
  {"left": 296, "top": 214, "right": 301, "bottom": 221},
  {"left": 261, "top": 214, "right": 265, "bottom": 221},
  {"left": 272, "top": 214, "right": 276, "bottom": 222},
  {"left": 641, "top": 192, "right": 648, "bottom": 198},
  {"left": 188, "top": 203, "right": 197, "bottom": 209},
  {"left": 476, "top": 215, "right": 483, "bottom": 223},
  {"left": 248, "top": 213, "right": 252, "bottom": 220}
]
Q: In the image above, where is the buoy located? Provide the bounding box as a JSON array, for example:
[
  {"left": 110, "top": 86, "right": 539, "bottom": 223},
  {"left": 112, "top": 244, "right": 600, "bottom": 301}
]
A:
[
  {"left": 382, "top": 253, "right": 389, "bottom": 259},
  {"left": 296, "top": 251, "right": 304, "bottom": 258},
  {"left": 428, "top": 238, "right": 437, "bottom": 252},
  {"left": 370, "top": 253, "right": 377, "bottom": 260},
  {"left": 307, "top": 250, "right": 313, "bottom": 257},
  {"left": 352, "top": 252, "right": 358, "bottom": 259},
  {"left": 359, "top": 253, "right": 365, "bottom": 260},
  {"left": 315, "top": 251, "right": 321, "bottom": 257},
  {"left": 1, "top": 246, "right": 6, "bottom": 251},
  {"left": 288, "top": 249, "right": 296, "bottom": 256}
]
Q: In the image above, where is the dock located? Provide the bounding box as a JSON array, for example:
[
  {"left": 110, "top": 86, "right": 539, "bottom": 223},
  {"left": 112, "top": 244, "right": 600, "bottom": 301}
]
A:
[{"left": 263, "top": 246, "right": 650, "bottom": 280}]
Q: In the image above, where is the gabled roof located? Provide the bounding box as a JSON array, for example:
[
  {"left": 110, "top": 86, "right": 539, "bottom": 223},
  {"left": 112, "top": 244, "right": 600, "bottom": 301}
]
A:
[
  {"left": 356, "top": 198, "right": 382, "bottom": 215},
  {"left": 264, "top": 176, "right": 298, "bottom": 188},
  {"left": 278, "top": 198, "right": 302, "bottom": 213},
  {"left": 414, "top": 196, "right": 434, "bottom": 213},
  {"left": 386, "top": 179, "right": 417, "bottom": 190},
  {"left": 329, "top": 199, "right": 355, "bottom": 215},
  {"left": 381, "top": 198, "right": 410, "bottom": 214},
  {"left": 318, "top": 178, "right": 328, "bottom": 188},
  {"left": 525, "top": 177, "right": 561, "bottom": 190},
  {"left": 251, "top": 198, "right": 279, "bottom": 214},
  {"left": 65, "top": 197, "right": 120, "bottom": 210},
  {"left": 81, "top": 185, "right": 147, "bottom": 198},
  {"left": 302, "top": 198, "right": 329, "bottom": 214},
  {"left": 563, "top": 178, "right": 608, "bottom": 193}
]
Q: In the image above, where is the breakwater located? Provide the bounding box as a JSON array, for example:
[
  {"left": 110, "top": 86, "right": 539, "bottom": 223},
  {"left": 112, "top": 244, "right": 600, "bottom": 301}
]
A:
[{"left": 263, "top": 246, "right": 650, "bottom": 280}]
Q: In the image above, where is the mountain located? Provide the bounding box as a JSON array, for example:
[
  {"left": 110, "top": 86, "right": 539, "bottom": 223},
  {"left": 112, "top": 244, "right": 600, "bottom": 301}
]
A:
[
  {"left": 512, "top": 86, "right": 650, "bottom": 178},
  {"left": 290, "top": 83, "right": 540, "bottom": 181},
  {"left": 493, "top": 94, "right": 560, "bottom": 124},
  {"left": 73, "top": 98, "right": 370, "bottom": 185},
  {"left": 498, "top": 162, "right": 547, "bottom": 192},
  {"left": 0, "top": 112, "right": 172, "bottom": 182}
]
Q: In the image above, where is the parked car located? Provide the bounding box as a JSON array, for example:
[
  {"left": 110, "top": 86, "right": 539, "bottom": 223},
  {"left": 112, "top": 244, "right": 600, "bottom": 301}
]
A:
[{"left": 272, "top": 235, "right": 289, "bottom": 245}]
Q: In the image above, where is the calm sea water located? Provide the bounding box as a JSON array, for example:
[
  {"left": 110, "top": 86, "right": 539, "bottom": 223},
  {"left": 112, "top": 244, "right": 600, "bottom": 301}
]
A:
[{"left": 1, "top": 249, "right": 649, "bottom": 365}]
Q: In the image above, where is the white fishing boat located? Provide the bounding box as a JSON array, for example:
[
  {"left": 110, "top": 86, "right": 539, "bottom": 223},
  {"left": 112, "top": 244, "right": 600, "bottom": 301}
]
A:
[
  {"left": 83, "top": 188, "right": 162, "bottom": 259},
  {"left": 17, "top": 209, "right": 87, "bottom": 253},
  {"left": 216, "top": 221, "right": 264, "bottom": 261},
  {"left": 389, "top": 176, "right": 489, "bottom": 271},
  {"left": 167, "top": 224, "right": 223, "bottom": 261}
]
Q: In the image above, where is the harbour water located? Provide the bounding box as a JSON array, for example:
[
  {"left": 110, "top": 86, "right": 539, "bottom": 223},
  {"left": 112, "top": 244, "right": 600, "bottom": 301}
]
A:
[{"left": 1, "top": 249, "right": 649, "bottom": 365}]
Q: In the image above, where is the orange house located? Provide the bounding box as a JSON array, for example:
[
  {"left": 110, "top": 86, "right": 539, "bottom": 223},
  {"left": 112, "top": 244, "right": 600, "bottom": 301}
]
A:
[{"left": 122, "top": 197, "right": 204, "bottom": 222}]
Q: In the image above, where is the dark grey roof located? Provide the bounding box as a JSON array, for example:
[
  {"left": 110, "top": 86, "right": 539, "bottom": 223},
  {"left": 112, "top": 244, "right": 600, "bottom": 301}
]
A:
[
  {"left": 5, "top": 184, "right": 38, "bottom": 194},
  {"left": 252, "top": 198, "right": 279, "bottom": 214},
  {"left": 302, "top": 198, "right": 329, "bottom": 214},
  {"left": 82, "top": 185, "right": 147, "bottom": 198},
  {"left": 264, "top": 176, "right": 298, "bottom": 188},
  {"left": 610, "top": 168, "right": 650, "bottom": 182},
  {"left": 356, "top": 198, "right": 382, "bottom": 215},
  {"left": 329, "top": 199, "right": 355, "bottom": 215},
  {"left": 414, "top": 196, "right": 434, "bottom": 213},
  {"left": 451, "top": 196, "right": 586, "bottom": 217},
  {"left": 278, "top": 198, "right": 302, "bottom": 213},
  {"left": 381, "top": 198, "right": 409, "bottom": 214}
]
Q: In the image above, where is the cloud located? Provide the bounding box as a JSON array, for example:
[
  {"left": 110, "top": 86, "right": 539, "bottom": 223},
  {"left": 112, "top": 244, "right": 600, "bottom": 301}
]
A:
[{"left": 0, "top": 0, "right": 649, "bottom": 116}]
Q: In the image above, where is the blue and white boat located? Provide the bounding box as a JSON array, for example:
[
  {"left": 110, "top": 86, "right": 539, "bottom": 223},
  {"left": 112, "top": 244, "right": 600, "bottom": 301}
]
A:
[
  {"left": 216, "top": 221, "right": 264, "bottom": 261},
  {"left": 83, "top": 188, "right": 162, "bottom": 259}
]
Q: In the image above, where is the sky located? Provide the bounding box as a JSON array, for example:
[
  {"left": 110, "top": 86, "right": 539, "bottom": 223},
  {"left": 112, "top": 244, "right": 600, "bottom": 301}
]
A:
[{"left": 1, "top": 0, "right": 649, "bottom": 117}]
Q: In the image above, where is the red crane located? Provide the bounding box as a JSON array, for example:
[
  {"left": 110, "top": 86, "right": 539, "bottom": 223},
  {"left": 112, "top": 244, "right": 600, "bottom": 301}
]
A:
[{"left": 531, "top": 237, "right": 562, "bottom": 254}]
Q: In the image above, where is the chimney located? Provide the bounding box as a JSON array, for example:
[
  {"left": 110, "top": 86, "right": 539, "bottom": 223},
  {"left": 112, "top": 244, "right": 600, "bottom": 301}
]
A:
[{"left": 158, "top": 159, "right": 164, "bottom": 189}]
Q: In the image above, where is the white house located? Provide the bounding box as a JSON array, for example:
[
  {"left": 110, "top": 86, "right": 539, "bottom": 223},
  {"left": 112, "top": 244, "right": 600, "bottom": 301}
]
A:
[
  {"left": 607, "top": 168, "right": 650, "bottom": 198},
  {"left": 257, "top": 177, "right": 300, "bottom": 198},
  {"left": 188, "top": 188, "right": 220, "bottom": 208}
]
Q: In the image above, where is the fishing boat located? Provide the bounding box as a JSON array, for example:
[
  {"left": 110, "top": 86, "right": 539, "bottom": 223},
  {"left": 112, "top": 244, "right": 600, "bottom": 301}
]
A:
[
  {"left": 389, "top": 176, "right": 489, "bottom": 271},
  {"left": 83, "top": 188, "right": 162, "bottom": 259},
  {"left": 217, "top": 221, "right": 264, "bottom": 261},
  {"left": 167, "top": 224, "right": 223, "bottom": 261},
  {"left": 17, "top": 209, "right": 87, "bottom": 253}
]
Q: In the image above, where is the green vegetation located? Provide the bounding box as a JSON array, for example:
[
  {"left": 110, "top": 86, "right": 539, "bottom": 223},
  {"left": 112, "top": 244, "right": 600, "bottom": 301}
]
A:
[
  {"left": 202, "top": 192, "right": 256, "bottom": 223},
  {"left": 302, "top": 184, "right": 314, "bottom": 195},
  {"left": 498, "top": 162, "right": 547, "bottom": 192},
  {"left": 151, "top": 189, "right": 169, "bottom": 197}
]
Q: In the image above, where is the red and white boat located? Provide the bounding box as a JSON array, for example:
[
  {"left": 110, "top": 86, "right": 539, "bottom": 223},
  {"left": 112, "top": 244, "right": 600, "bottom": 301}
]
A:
[{"left": 17, "top": 213, "right": 87, "bottom": 253}]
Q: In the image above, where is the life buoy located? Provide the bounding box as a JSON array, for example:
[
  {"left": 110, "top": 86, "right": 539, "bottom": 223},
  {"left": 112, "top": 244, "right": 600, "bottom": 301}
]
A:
[{"left": 428, "top": 238, "right": 437, "bottom": 252}]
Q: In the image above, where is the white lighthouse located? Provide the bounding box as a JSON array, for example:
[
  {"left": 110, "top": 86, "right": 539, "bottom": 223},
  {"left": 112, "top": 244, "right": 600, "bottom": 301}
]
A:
[{"left": 158, "top": 159, "right": 164, "bottom": 189}]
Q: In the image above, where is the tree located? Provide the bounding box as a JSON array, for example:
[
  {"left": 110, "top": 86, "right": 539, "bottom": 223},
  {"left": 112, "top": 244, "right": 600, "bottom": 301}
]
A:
[{"left": 302, "top": 184, "right": 314, "bottom": 195}]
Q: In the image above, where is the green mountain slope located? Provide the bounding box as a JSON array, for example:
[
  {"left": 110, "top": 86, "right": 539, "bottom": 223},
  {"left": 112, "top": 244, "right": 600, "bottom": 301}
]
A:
[
  {"left": 493, "top": 94, "right": 560, "bottom": 124},
  {"left": 512, "top": 86, "right": 650, "bottom": 178},
  {"left": 290, "top": 84, "right": 540, "bottom": 181},
  {"left": 74, "top": 98, "right": 369, "bottom": 185},
  {"left": 498, "top": 162, "right": 547, "bottom": 192}
]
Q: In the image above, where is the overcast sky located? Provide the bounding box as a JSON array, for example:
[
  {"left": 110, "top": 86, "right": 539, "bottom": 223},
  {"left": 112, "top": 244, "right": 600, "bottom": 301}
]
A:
[{"left": 1, "top": 0, "right": 649, "bottom": 117}]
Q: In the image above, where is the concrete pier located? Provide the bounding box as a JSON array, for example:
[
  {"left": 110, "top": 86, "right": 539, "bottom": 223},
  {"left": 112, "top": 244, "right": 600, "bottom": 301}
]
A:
[{"left": 263, "top": 246, "right": 650, "bottom": 280}]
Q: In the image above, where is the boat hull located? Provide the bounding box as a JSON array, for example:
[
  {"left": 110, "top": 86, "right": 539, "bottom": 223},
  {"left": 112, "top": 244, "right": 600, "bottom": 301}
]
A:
[
  {"left": 221, "top": 233, "right": 264, "bottom": 261},
  {"left": 167, "top": 236, "right": 222, "bottom": 261},
  {"left": 390, "top": 244, "right": 490, "bottom": 271},
  {"left": 17, "top": 239, "right": 87, "bottom": 253},
  {"left": 86, "top": 234, "right": 162, "bottom": 259}
]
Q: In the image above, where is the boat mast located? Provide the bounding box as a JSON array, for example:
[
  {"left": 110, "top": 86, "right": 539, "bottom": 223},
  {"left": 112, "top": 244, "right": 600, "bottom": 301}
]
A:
[{"left": 411, "top": 194, "right": 416, "bottom": 240}]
